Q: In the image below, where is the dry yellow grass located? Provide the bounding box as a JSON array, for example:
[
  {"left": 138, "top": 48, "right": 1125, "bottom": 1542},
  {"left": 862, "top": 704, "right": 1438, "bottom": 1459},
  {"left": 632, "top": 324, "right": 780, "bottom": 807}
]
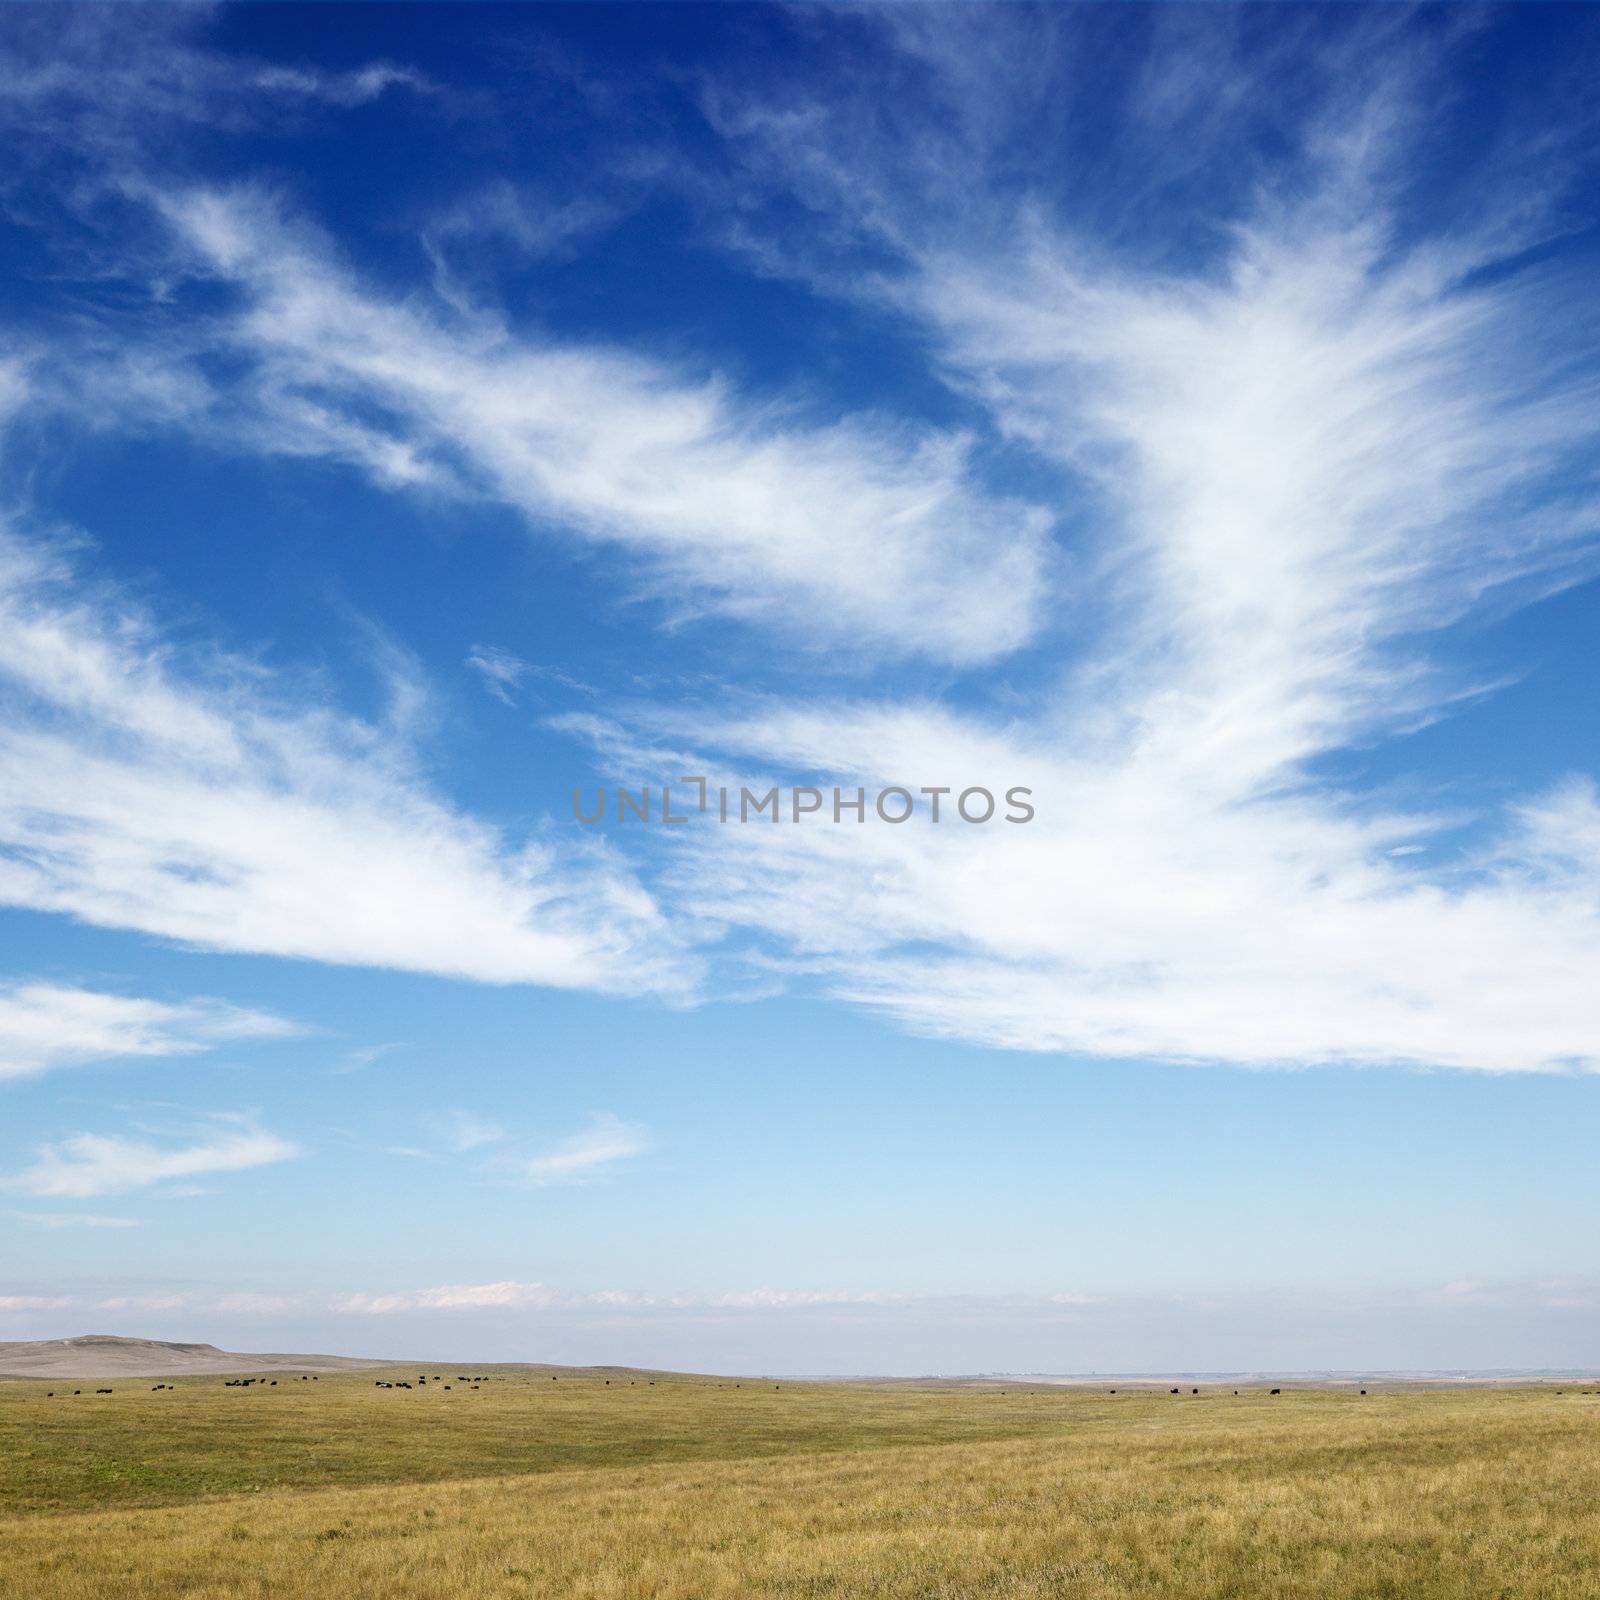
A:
[{"left": 1, "top": 1376, "right": 1596, "bottom": 1598}]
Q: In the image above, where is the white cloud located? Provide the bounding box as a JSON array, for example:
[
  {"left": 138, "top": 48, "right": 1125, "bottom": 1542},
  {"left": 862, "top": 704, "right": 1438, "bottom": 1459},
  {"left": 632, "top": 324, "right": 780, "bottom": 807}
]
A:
[
  {"left": 5, "top": 1117, "right": 300, "bottom": 1199},
  {"left": 329, "top": 1042, "right": 408, "bottom": 1076},
  {"left": 3, "top": 10, "right": 1597, "bottom": 1085},
  {"left": 247, "top": 62, "right": 433, "bottom": 109},
  {"left": 333, "top": 1279, "right": 565, "bottom": 1314},
  {"left": 465, "top": 645, "right": 529, "bottom": 707},
  {"left": 499, "top": 1113, "right": 651, "bottom": 1187},
  {"left": 0, "top": 528, "right": 692, "bottom": 997},
  {"left": 209, "top": 1291, "right": 303, "bottom": 1314},
  {"left": 330, "top": 1281, "right": 893, "bottom": 1315},
  {"left": 709, "top": 1288, "right": 904, "bottom": 1309},
  {"left": 145, "top": 185, "right": 1047, "bottom": 666},
  {"left": 0, "top": 7, "right": 433, "bottom": 155},
  {"left": 430, "top": 1109, "right": 507, "bottom": 1154},
  {"left": 465, "top": 646, "right": 595, "bottom": 708},
  {"left": 13, "top": 1212, "right": 139, "bottom": 1230},
  {"left": 606, "top": 36, "right": 1600, "bottom": 1075},
  {"left": 91, "top": 1294, "right": 192, "bottom": 1312},
  {"left": 654, "top": 688, "right": 1600, "bottom": 1072},
  {"left": 0, "top": 981, "right": 294, "bottom": 1081},
  {"left": 422, "top": 181, "right": 625, "bottom": 315},
  {"left": 0, "top": 357, "right": 26, "bottom": 424}
]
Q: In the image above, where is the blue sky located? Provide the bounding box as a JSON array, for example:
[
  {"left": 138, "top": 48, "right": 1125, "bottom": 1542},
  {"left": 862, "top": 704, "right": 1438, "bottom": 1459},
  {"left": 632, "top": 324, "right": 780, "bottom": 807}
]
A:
[{"left": 1, "top": 3, "right": 1599, "bottom": 1375}]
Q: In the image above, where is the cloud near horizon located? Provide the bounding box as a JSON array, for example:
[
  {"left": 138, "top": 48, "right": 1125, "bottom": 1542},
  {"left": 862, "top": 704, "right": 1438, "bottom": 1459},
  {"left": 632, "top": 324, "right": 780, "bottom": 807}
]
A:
[{"left": 4, "top": 1275, "right": 1594, "bottom": 1332}]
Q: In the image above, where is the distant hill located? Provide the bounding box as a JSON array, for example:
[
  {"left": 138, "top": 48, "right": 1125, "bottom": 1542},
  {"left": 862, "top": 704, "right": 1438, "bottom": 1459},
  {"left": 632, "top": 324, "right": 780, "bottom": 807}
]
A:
[{"left": 0, "top": 1335, "right": 390, "bottom": 1379}]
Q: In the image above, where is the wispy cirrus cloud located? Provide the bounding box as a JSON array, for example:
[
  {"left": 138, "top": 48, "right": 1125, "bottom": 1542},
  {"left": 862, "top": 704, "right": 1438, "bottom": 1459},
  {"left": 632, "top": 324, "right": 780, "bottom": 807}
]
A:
[
  {"left": 0, "top": 4, "right": 434, "bottom": 158},
  {"left": 11, "top": 1211, "right": 139, "bottom": 1230},
  {"left": 422, "top": 180, "right": 626, "bottom": 315},
  {"left": 496, "top": 1112, "right": 651, "bottom": 1187},
  {"left": 4, "top": 1114, "right": 300, "bottom": 1200},
  {"left": 400, "top": 1110, "right": 645, "bottom": 1181},
  {"left": 429, "top": 1109, "right": 508, "bottom": 1155},
  {"left": 0, "top": 981, "right": 294, "bottom": 1081},
  {"left": 3, "top": 7, "right": 1598, "bottom": 1087},
  {"left": 611, "top": 17, "right": 1600, "bottom": 1073},
  {"left": 464, "top": 645, "right": 530, "bottom": 707},
  {"left": 0, "top": 527, "right": 692, "bottom": 998},
  {"left": 329, "top": 1042, "right": 409, "bottom": 1077},
  {"left": 133, "top": 184, "right": 1047, "bottom": 666},
  {"left": 466, "top": 646, "right": 594, "bottom": 708}
]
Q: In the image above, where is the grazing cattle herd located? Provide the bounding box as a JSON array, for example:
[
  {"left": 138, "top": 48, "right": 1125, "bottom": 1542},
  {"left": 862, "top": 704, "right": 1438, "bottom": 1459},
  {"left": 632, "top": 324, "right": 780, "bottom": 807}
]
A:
[
  {"left": 44, "top": 1375, "right": 322, "bottom": 1396},
  {"left": 35, "top": 1381, "right": 1323, "bottom": 1399},
  {"left": 35, "top": 1376, "right": 1589, "bottom": 1401},
  {"left": 374, "top": 1376, "right": 491, "bottom": 1391}
]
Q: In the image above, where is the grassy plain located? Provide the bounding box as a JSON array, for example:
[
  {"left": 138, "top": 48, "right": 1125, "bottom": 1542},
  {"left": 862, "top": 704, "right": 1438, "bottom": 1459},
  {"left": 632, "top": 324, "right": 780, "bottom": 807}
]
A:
[{"left": 1, "top": 1368, "right": 1596, "bottom": 1598}]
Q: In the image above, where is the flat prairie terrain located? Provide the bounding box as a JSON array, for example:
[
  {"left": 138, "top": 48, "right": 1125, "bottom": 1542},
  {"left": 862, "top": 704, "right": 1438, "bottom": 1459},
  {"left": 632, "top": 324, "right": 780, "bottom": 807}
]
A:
[{"left": 1, "top": 1370, "right": 1597, "bottom": 1598}]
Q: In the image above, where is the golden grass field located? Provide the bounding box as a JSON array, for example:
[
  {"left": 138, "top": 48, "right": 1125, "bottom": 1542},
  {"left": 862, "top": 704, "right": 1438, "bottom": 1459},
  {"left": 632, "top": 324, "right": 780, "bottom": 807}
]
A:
[{"left": 2, "top": 1367, "right": 1598, "bottom": 1598}]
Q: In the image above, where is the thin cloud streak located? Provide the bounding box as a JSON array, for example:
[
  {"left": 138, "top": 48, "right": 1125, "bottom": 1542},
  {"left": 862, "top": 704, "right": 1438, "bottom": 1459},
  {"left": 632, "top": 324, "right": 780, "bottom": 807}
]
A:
[
  {"left": 4, "top": 1116, "right": 300, "bottom": 1200},
  {"left": 496, "top": 1113, "right": 651, "bottom": 1187},
  {"left": 11, "top": 1211, "right": 140, "bottom": 1230},
  {"left": 430, "top": 1110, "right": 508, "bottom": 1155},
  {"left": 139, "top": 184, "right": 1048, "bottom": 666},
  {"left": 0, "top": 528, "right": 694, "bottom": 998},
  {"left": 0, "top": 982, "right": 294, "bottom": 1081}
]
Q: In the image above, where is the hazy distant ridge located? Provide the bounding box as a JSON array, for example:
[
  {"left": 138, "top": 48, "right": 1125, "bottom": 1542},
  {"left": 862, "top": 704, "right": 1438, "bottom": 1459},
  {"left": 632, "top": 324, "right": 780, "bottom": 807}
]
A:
[{"left": 0, "top": 1335, "right": 388, "bottom": 1379}]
